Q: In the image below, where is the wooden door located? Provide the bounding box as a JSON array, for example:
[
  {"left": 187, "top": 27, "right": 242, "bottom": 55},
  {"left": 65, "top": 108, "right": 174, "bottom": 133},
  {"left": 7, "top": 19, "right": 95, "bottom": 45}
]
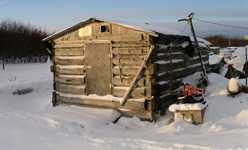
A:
[{"left": 85, "top": 42, "right": 111, "bottom": 95}]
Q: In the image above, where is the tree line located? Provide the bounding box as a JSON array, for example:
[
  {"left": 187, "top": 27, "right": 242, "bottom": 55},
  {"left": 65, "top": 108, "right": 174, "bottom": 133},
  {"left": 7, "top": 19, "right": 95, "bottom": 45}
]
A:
[
  {"left": 0, "top": 20, "right": 48, "bottom": 59},
  {"left": 205, "top": 35, "right": 248, "bottom": 47}
]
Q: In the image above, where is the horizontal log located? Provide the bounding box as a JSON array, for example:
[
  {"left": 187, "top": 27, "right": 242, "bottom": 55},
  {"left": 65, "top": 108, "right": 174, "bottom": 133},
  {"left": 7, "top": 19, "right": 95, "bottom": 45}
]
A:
[
  {"left": 156, "top": 53, "right": 186, "bottom": 60},
  {"left": 55, "top": 74, "right": 85, "bottom": 85},
  {"left": 55, "top": 40, "right": 84, "bottom": 45},
  {"left": 112, "top": 48, "right": 148, "bottom": 55},
  {"left": 56, "top": 93, "right": 153, "bottom": 120},
  {"left": 55, "top": 65, "right": 85, "bottom": 75},
  {"left": 112, "top": 41, "right": 148, "bottom": 44},
  {"left": 112, "top": 56, "right": 144, "bottom": 66},
  {"left": 113, "top": 66, "right": 138, "bottom": 76},
  {"left": 112, "top": 42, "right": 149, "bottom": 48},
  {"left": 55, "top": 56, "right": 85, "bottom": 65},
  {"left": 54, "top": 43, "right": 84, "bottom": 48},
  {"left": 156, "top": 80, "right": 182, "bottom": 96},
  {"left": 56, "top": 83, "right": 85, "bottom": 95},
  {"left": 113, "top": 87, "right": 146, "bottom": 98},
  {"left": 55, "top": 48, "right": 84, "bottom": 56},
  {"left": 157, "top": 63, "right": 207, "bottom": 81},
  {"left": 112, "top": 76, "right": 145, "bottom": 87},
  {"left": 157, "top": 56, "right": 208, "bottom": 74},
  {"left": 113, "top": 66, "right": 153, "bottom": 76}
]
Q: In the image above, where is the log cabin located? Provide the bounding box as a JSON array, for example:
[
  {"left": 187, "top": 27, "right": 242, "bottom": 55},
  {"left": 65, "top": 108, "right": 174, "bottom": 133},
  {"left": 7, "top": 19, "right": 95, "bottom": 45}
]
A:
[{"left": 43, "top": 18, "right": 209, "bottom": 121}]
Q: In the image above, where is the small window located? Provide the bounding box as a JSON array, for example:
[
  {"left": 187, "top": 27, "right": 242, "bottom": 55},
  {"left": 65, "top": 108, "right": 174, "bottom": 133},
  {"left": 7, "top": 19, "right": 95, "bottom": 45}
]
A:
[{"left": 100, "top": 25, "right": 110, "bottom": 33}]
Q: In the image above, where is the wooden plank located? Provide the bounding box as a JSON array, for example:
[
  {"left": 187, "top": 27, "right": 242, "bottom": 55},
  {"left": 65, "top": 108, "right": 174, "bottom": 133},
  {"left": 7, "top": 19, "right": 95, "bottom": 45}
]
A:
[
  {"left": 56, "top": 93, "right": 153, "bottom": 120},
  {"left": 55, "top": 56, "right": 85, "bottom": 65},
  {"left": 112, "top": 48, "right": 147, "bottom": 55},
  {"left": 55, "top": 43, "right": 84, "bottom": 48},
  {"left": 56, "top": 83, "right": 85, "bottom": 95},
  {"left": 120, "top": 46, "right": 155, "bottom": 106},
  {"left": 113, "top": 87, "right": 146, "bottom": 98},
  {"left": 156, "top": 56, "right": 209, "bottom": 74},
  {"left": 55, "top": 40, "right": 84, "bottom": 45},
  {"left": 112, "top": 43, "right": 149, "bottom": 48},
  {"left": 55, "top": 48, "right": 84, "bottom": 56},
  {"left": 55, "top": 74, "right": 85, "bottom": 85},
  {"left": 112, "top": 56, "right": 144, "bottom": 66},
  {"left": 55, "top": 65, "right": 85, "bottom": 75},
  {"left": 112, "top": 76, "right": 145, "bottom": 87},
  {"left": 113, "top": 66, "right": 139, "bottom": 76},
  {"left": 157, "top": 80, "right": 182, "bottom": 96},
  {"left": 157, "top": 64, "right": 206, "bottom": 81}
]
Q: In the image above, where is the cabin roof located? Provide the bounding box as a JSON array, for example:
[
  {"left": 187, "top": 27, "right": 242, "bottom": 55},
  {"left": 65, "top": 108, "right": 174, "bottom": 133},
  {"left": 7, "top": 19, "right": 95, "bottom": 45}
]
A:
[{"left": 42, "top": 17, "right": 182, "bottom": 41}]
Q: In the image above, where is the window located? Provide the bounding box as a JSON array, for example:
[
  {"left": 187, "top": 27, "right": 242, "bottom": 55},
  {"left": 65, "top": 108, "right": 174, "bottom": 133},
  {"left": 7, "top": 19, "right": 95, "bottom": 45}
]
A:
[{"left": 100, "top": 25, "right": 110, "bottom": 33}]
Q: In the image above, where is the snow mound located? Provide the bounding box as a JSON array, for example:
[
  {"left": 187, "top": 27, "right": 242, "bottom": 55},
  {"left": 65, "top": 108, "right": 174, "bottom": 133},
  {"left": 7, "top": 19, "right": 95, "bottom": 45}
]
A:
[
  {"left": 169, "top": 102, "right": 207, "bottom": 112},
  {"left": 227, "top": 47, "right": 247, "bottom": 71},
  {"left": 227, "top": 78, "right": 240, "bottom": 94},
  {"left": 209, "top": 54, "right": 223, "bottom": 65}
]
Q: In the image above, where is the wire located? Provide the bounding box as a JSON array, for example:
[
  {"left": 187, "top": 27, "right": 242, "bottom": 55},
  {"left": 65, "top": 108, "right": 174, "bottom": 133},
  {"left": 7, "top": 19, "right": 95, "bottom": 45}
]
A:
[{"left": 194, "top": 18, "right": 248, "bottom": 30}]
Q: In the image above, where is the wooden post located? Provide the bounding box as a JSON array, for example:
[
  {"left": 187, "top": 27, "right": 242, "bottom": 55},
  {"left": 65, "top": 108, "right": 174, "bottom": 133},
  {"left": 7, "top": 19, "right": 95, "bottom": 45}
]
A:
[
  {"left": 2, "top": 58, "right": 5, "bottom": 70},
  {"left": 178, "top": 13, "right": 208, "bottom": 82},
  {"left": 246, "top": 47, "right": 248, "bottom": 87},
  {"left": 120, "top": 46, "right": 154, "bottom": 106}
]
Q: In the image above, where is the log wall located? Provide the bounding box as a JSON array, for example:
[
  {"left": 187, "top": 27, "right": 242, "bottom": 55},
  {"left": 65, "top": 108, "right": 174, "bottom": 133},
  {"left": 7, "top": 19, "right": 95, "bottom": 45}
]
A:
[
  {"left": 48, "top": 20, "right": 210, "bottom": 120},
  {"left": 154, "top": 36, "right": 209, "bottom": 110},
  {"left": 51, "top": 21, "right": 155, "bottom": 120}
]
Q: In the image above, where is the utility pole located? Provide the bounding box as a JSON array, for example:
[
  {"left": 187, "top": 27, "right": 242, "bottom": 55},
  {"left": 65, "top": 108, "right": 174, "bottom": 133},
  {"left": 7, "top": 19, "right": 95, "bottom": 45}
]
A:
[
  {"left": 1, "top": 57, "right": 5, "bottom": 70},
  {"left": 246, "top": 47, "right": 248, "bottom": 87},
  {"left": 178, "top": 12, "right": 208, "bottom": 83}
]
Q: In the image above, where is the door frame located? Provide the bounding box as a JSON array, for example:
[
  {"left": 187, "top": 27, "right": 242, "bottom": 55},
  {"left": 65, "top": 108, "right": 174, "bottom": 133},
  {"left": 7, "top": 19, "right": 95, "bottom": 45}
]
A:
[{"left": 84, "top": 40, "right": 113, "bottom": 95}]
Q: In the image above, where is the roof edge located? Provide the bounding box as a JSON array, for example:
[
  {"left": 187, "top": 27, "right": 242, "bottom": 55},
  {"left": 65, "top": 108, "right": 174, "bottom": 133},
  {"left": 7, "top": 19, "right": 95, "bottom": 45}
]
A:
[{"left": 42, "top": 17, "right": 160, "bottom": 41}]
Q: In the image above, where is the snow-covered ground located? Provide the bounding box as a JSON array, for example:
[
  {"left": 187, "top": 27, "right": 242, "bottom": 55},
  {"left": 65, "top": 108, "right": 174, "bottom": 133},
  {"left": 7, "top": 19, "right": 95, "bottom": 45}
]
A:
[{"left": 1, "top": 61, "right": 248, "bottom": 150}]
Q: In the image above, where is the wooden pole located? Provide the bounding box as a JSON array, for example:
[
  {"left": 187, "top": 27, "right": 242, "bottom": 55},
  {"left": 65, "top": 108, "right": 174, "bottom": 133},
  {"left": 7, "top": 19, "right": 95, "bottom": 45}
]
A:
[
  {"left": 178, "top": 13, "right": 208, "bottom": 81},
  {"left": 2, "top": 58, "right": 5, "bottom": 70},
  {"left": 246, "top": 47, "right": 248, "bottom": 87},
  {"left": 120, "top": 46, "right": 154, "bottom": 106}
]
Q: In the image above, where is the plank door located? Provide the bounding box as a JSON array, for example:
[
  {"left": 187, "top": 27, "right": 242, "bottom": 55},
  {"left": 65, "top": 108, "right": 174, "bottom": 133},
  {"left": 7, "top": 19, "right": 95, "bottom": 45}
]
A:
[{"left": 85, "top": 42, "right": 111, "bottom": 95}]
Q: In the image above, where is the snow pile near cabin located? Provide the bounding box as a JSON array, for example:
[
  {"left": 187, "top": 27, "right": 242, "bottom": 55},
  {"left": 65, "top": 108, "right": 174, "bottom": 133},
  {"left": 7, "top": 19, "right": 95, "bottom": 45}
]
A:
[
  {"left": 209, "top": 54, "right": 223, "bottom": 65},
  {"left": 1, "top": 60, "right": 248, "bottom": 149},
  {"left": 226, "top": 47, "right": 247, "bottom": 71}
]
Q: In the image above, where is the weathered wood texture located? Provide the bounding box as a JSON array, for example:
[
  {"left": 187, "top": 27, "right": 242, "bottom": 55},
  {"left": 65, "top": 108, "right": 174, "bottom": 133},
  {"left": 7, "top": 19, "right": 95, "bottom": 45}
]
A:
[
  {"left": 154, "top": 36, "right": 209, "bottom": 110},
  {"left": 56, "top": 93, "right": 153, "bottom": 120},
  {"left": 111, "top": 41, "right": 153, "bottom": 99},
  {"left": 48, "top": 20, "right": 210, "bottom": 120}
]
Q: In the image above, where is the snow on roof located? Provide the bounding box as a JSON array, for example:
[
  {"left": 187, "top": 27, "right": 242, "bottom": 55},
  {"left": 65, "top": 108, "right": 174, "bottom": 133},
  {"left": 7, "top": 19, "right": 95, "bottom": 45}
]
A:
[
  {"left": 190, "top": 36, "right": 212, "bottom": 48},
  {"left": 43, "top": 17, "right": 182, "bottom": 41}
]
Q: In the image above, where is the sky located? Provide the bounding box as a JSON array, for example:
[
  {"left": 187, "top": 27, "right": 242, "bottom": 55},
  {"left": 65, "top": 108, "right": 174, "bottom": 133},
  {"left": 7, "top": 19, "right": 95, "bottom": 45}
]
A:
[{"left": 0, "top": 0, "right": 248, "bottom": 37}]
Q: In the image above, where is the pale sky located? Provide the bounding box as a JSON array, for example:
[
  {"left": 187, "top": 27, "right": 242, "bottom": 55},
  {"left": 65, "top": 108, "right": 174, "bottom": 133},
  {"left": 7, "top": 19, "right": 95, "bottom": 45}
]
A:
[{"left": 1, "top": 0, "right": 248, "bottom": 37}]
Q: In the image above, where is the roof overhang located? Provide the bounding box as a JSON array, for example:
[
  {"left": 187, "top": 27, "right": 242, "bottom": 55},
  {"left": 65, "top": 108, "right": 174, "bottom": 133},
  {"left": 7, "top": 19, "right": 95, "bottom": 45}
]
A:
[{"left": 42, "top": 18, "right": 159, "bottom": 42}]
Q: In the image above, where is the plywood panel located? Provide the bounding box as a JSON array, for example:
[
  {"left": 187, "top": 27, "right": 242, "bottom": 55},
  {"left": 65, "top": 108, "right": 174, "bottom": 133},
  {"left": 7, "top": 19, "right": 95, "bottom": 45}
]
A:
[{"left": 85, "top": 42, "right": 111, "bottom": 95}]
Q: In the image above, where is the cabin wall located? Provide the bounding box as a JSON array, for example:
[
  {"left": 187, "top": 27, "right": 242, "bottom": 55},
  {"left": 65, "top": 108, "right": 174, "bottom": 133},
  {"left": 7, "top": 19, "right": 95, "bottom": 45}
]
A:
[
  {"left": 51, "top": 22, "right": 155, "bottom": 120},
  {"left": 154, "top": 36, "right": 209, "bottom": 111}
]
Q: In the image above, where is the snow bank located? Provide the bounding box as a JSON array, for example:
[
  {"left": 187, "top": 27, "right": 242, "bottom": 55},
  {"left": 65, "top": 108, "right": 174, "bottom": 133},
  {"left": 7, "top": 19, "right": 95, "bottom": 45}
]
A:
[
  {"left": 1, "top": 63, "right": 248, "bottom": 149},
  {"left": 209, "top": 54, "right": 223, "bottom": 65},
  {"left": 226, "top": 47, "right": 247, "bottom": 71},
  {"left": 169, "top": 102, "right": 207, "bottom": 112}
]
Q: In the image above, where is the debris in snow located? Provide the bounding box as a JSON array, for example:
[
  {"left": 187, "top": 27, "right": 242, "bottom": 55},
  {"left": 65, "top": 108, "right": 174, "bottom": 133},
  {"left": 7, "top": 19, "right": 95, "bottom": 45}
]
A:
[
  {"left": 227, "top": 78, "right": 240, "bottom": 95},
  {"left": 12, "top": 88, "right": 33, "bottom": 95}
]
